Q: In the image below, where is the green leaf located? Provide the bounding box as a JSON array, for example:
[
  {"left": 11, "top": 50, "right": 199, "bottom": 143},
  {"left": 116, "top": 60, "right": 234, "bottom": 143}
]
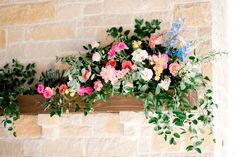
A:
[
  {"left": 195, "top": 148, "right": 202, "bottom": 154},
  {"left": 169, "top": 137, "right": 175, "bottom": 145},
  {"left": 173, "top": 133, "right": 180, "bottom": 138},
  {"left": 140, "top": 84, "right": 148, "bottom": 92},
  {"left": 186, "top": 145, "right": 194, "bottom": 151}
]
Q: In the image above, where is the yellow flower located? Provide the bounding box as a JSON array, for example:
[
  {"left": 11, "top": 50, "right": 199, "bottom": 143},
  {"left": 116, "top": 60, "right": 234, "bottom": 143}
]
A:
[
  {"left": 132, "top": 41, "right": 141, "bottom": 49},
  {"left": 65, "top": 89, "right": 69, "bottom": 94},
  {"left": 70, "top": 92, "right": 75, "bottom": 97},
  {"left": 154, "top": 67, "right": 163, "bottom": 81}
]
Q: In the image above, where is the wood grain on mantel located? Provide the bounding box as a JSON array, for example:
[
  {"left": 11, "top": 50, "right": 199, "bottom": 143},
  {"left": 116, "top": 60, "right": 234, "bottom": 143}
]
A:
[{"left": 18, "top": 95, "right": 144, "bottom": 115}]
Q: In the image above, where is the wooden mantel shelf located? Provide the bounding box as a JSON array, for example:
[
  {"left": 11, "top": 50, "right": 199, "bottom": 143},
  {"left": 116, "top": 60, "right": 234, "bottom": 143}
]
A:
[{"left": 17, "top": 95, "right": 144, "bottom": 115}]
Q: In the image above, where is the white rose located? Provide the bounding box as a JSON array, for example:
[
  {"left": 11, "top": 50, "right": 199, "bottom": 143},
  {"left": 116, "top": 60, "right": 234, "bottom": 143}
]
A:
[
  {"left": 91, "top": 41, "right": 100, "bottom": 49},
  {"left": 132, "top": 49, "right": 148, "bottom": 62},
  {"left": 140, "top": 68, "right": 153, "bottom": 81},
  {"left": 124, "top": 82, "right": 134, "bottom": 93},
  {"left": 92, "top": 52, "right": 101, "bottom": 62},
  {"left": 158, "top": 77, "right": 171, "bottom": 91}
]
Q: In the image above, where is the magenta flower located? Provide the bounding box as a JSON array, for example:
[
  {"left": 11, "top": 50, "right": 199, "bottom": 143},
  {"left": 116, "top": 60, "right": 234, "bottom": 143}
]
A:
[
  {"left": 37, "top": 84, "right": 45, "bottom": 94},
  {"left": 85, "top": 87, "right": 93, "bottom": 95},
  {"left": 117, "top": 42, "right": 128, "bottom": 51},
  {"left": 43, "top": 88, "right": 53, "bottom": 99},
  {"left": 108, "top": 49, "right": 116, "bottom": 59},
  {"left": 77, "top": 87, "right": 86, "bottom": 96}
]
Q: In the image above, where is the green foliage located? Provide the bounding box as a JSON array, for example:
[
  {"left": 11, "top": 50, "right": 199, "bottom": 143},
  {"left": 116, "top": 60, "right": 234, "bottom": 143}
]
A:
[
  {"left": 39, "top": 69, "right": 68, "bottom": 87},
  {"left": 0, "top": 59, "right": 36, "bottom": 135}
]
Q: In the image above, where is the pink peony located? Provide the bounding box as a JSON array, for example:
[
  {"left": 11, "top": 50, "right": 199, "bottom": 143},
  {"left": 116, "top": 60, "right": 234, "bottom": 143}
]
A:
[
  {"left": 100, "top": 65, "right": 118, "bottom": 85},
  {"left": 85, "top": 87, "right": 93, "bottom": 95},
  {"left": 149, "top": 34, "right": 163, "bottom": 49},
  {"left": 77, "top": 87, "right": 86, "bottom": 96},
  {"left": 82, "top": 69, "right": 91, "bottom": 81},
  {"left": 108, "top": 49, "right": 116, "bottom": 59},
  {"left": 117, "top": 69, "right": 129, "bottom": 79},
  {"left": 122, "top": 61, "right": 132, "bottom": 69},
  {"left": 108, "top": 42, "right": 128, "bottom": 59},
  {"left": 169, "top": 61, "right": 180, "bottom": 77},
  {"left": 106, "top": 60, "right": 117, "bottom": 68},
  {"left": 37, "top": 84, "right": 44, "bottom": 94},
  {"left": 43, "top": 87, "right": 53, "bottom": 99},
  {"left": 94, "top": 80, "right": 103, "bottom": 91},
  {"left": 117, "top": 42, "right": 128, "bottom": 51}
]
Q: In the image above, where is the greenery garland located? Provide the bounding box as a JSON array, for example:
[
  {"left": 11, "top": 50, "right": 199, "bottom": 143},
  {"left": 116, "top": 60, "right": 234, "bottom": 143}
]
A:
[{"left": 0, "top": 18, "right": 226, "bottom": 153}]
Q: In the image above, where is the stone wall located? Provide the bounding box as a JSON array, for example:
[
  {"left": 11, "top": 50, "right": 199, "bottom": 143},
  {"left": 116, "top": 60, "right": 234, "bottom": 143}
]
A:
[
  {"left": 0, "top": 113, "right": 214, "bottom": 157},
  {"left": 0, "top": 0, "right": 227, "bottom": 157}
]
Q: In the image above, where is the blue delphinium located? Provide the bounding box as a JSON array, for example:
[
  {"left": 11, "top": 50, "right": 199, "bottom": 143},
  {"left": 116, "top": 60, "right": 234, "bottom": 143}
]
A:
[
  {"left": 175, "top": 41, "right": 192, "bottom": 61},
  {"left": 165, "top": 18, "right": 185, "bottom": 48}
]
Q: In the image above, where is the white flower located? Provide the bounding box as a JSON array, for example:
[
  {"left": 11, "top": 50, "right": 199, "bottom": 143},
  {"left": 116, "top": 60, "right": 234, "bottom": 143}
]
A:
[
  {"left": 91, "top": 41, "right": 100, "bottom": 49},
  {"left": 132, "top": 49, "right": 148, "bottom": 62},
  {"left": 158, "top": 77, "right": 171, "bottom": 91},
  {"left": 92, "top": 52, "right": 101, "bottom": 62},
  {"left": 140, "top": 68, "right": 153, "bottom": 81},
  {"left": 124, "top": 81, "right": 134, "bottom": 93}
]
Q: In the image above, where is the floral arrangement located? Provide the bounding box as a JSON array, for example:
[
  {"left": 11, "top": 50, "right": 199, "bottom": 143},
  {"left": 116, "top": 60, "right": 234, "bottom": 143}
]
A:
[{"left": 0, "top": 18, "right": 224, "bottom": 153}]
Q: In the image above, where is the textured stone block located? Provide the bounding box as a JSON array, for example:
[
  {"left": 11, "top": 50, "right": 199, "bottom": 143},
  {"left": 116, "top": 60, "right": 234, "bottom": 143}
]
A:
[
  {"left": 134, "top": 11, "right": 172, "bottom": 29},
  {"left": 14, "top": 115, "right": 42, "bottom": 137},
  {"left": 151, "top": 131, "right": 181, "bottom": 152},
  {"left": 138, "top": 136, "right": 150, "bottom": 153},
  {"left": 85, "top": 137, "right": 137, "bottom": 156},
  {"left": 23, "top": 139, "right": 42, "bottom": 156},
  {"left": 103, "top": 0, "right": 170, "bottom": 14},
  {"left": 60, "top": 114, "right": 82, "bottom": 125},
  {"left": 41, "top": 139, "right": 84, "bottom": 156},
  {"left": 27, "top": 23, "right": 75, "bottom": 41},
  {"left": 77, "top": 27, "right": 97, "bottom": 40},
  {"left": 8, "top": 28, "right": 25, "bottom": 44},
  {"left": 84, "top": 14, "right": 132, "bottom": 26},
  {"left": 84, "top": 2, "right": 103, "bottom": 15},
  {"left": 94, "top": 113, "right": 124, "bottom": 136},
  {"left": 56, "top": 3, "right": 83, "bottom": 20},
  {"left": 42, "top": 126, "right": 59, "bottom": 138},
  {"left": 38, "top": 114, "right": 59, "bottom": 126},
  {"left": 60, "top": 125, "right": 92, "bottom": 137},
  {"left": 0, "top": 140, "right": 24, "bottom": 156},
  {"left": 0, "top": 2, "right": 55, "bottom": 26},
  {"left": 174, "top": 2, "right": 211, "bottom": 27},
  {"left": 0, "top": 30, "right": 6, "bottom": 49},
  {"left": 119, "top": 111, "right": 142, "bottom": 123}
]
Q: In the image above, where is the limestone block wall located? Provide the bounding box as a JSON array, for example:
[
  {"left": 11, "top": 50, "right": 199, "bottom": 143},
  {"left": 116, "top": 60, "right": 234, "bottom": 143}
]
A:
[
  {"left": 0, "top": 0, "right": 227, "bottom": 157},
  {"left": 0, "top": 113, "right": 214, "bottom": 157}
]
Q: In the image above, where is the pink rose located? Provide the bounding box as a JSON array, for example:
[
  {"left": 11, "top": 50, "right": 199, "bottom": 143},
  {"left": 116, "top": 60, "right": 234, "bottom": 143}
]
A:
[
  {"left": 94, "top": 80, "right": 103, "bottom": 91},
  {"left": 82, "top": 69, "right": 91, "bottom": 81},
  {"left": 169, "top": 61, "right": 180, "bottom": 77},
  {"left": 77, "top": 87, "right": 86, "bottom": 96},
  {"left": 116, "top": 69, "right": 129, "bottom": 79},
  {"left": 43, "top": 87, "right": 53, "bottom": 99},
  {"left": 117, "top": 42, "right": 128, "bottom": 51},
  {"left": 149, "top": 34, "right": 163, "bottom": 49},
  {"left": 122, "top": 61, "right": 132, "bottom": 69},
  {"left": 37, "top": 84, "right": 44, "bottom": 94},
  {"left": 108, "top": 49, "right": 116, "bottom": 59},
  {"left": 100, "top": 65, "right": 118, "bottom": 85},
  {"left": 85, "top": 87, "right": 93, "bottom": 95}
]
